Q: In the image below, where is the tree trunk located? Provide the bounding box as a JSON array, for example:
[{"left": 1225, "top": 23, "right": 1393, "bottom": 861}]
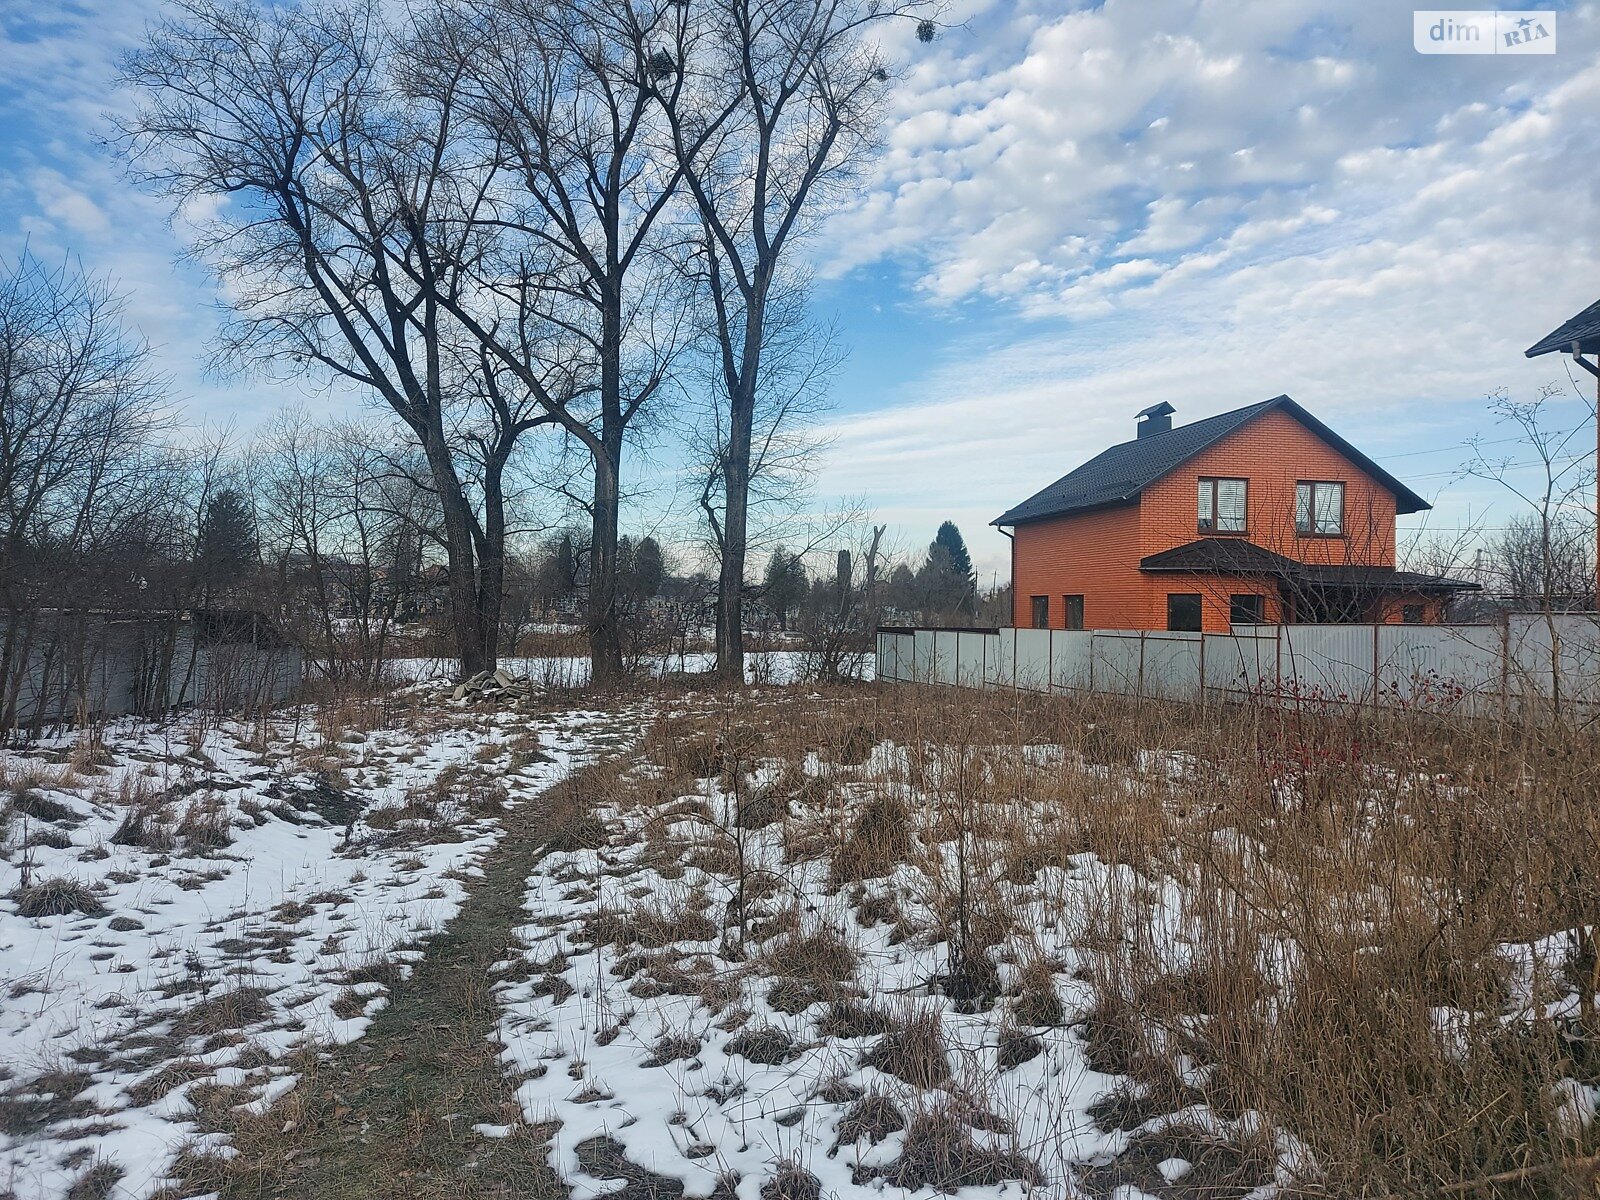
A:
[
  {"left": 588, "top": 443, "right": 624, "bottom": 685},
  {"left": 423, "top": 435, "right": 486, "bottom": 678},
  {"left": 716, "top": 387, "right": 756, "bottom": 684},
  {"left": 480, "top": 460, "right": 507, "bottom": 670}
]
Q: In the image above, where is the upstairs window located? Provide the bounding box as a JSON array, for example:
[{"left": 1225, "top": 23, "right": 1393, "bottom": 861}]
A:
[
  {"left": 1296, "top": 480, "right": 1345, "bottom": 536},
  {"left": 1198, "top": 477, "right": 1247, "bottom": 533}
]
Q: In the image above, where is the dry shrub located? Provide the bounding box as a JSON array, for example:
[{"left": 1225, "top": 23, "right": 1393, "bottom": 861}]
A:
[
  {"left": 830, "top": 793, "right": 912, "bottom": 885},
  {"left": 883, "top": 1101, "right": 1042, "bottom": 1192},
  {"left": 1060, "top": 685, "right": 1600, "bottom": 1195},
  {"left": 759, "top": 1162, "right": 820, "bottom": 1200},
  {"left": 834, "top": 1091, "right": 905, "bottom": 1148},
  {"left": 861, "top": 1006, "right": 949, "bottom": 1088},
  {"left": 762, "top": 925, "right": 857, "bottom": 985},
  {"left": 13, "top": 876, "right": 105, "bottom": 918},
  {"left": 584, "top": 901, "right": 717, "bottom": 949},
  {"left": 176, "top": 798, "right": 234, "bottom": 851}
]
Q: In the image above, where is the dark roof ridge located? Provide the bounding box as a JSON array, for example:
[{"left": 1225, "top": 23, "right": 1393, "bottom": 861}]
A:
[{"left": 992, "top": 395, "right": 1429, "bottom": 526}]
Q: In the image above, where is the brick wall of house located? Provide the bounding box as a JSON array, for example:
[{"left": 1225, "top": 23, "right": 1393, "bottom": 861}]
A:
[
  {"left": 1009, "top": 407, "right": 1412, "bottom": 633},
  {"left": 1138, "top": 408, "right": 1398, "bottom": 566},
  {"left": 1011, "top": 503, "right": 1145, "bottom": 629}
]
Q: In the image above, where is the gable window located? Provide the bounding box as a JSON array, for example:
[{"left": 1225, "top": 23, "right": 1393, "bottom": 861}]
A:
[
  {"left": 1030, "top": 596, "right": 1049, "bottom": 629},
  {"left": 1296, "top": 481, "right": 1345, "bottom": 536},
  {"left": 1063, "top": 595, "right": 1085, "bottom": 630},
  {"left": 1166, "top": 593, "right": 1203, "bottom": 632},
  {"left": 1229, "top": 594, "right": 1265, "bottom": 626},
  {"left": 1198, "top": 477, "right": 1247, "bottom": 533}
]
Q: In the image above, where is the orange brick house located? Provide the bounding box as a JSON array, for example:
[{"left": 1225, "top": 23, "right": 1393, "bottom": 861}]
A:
[{"left": 993, "top": 396, "right": 1477, "bottom": 633}]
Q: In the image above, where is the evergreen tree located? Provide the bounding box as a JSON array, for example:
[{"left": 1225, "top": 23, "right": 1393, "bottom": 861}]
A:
[
  {"left": 196, "top": 488, "right": 258, "bottom": 600},
  {"left": 634, "top": 537, "right": 665, "bottom": 599},
  {"left": 762, "top": 548, "right": 808, "bottom": 631},
  {"left": 934, "top": 520, "right": 973, "bottom": 581}
]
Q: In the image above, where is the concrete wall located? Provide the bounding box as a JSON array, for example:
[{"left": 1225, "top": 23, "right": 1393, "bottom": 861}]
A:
[{"left": 5, "top": 615, "right": 302, "bottom": 728}]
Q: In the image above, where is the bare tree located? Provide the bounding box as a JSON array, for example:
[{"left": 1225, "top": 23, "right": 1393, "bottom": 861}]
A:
[
  {"left": 650, "top": 0, "right": 932, "bottom": 681},
  {"left": 409, "top": 0, "right": 690, "bottom": 684},
  {"left": 120, "top": 0, "right": 567, "bottom": 676},
  {"left": 1465, "top": 384, "right": 1598, "bottom": 613},
  {"left": 0, "top": 252, "right": 173, "bottom": 731}
]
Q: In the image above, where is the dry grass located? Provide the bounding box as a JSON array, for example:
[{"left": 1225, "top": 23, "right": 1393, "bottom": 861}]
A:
[
  {"left": 623, "top": 680, "right": 1600, "bottom": 1194},
  {"left": 12, "top": 876, "right": 106, "bottom": 918}
]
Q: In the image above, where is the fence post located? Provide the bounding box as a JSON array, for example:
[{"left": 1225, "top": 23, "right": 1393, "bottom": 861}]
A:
[{"left": 1047, "top": 629, "right": 1054, "bottom": 693}]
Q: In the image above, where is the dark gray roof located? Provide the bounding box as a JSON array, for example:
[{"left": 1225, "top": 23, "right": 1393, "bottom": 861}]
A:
[
  {"left": 1139, "top": 538, "right": 1479, "bottom": 592},
  {"left": 1526, "top": 297, "right": 1600, "bottom": 358},
  {"left": 992, "top": 394, "right": 1430, "bottom": 526}
]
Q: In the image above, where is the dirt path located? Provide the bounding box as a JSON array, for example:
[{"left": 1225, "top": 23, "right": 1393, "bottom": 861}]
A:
[{"left": 186, "top": 717, "right": 641, "bottom": 1200}]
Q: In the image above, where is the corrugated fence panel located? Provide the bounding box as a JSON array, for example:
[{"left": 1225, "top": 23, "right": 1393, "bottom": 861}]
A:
[
  {"left": 1140, "top": 633, "right": 1202, "bottom": 701},
  {"left": 954, "top": 631, "right": 988, "bottom": 687},
  {"left": 1278, "top": 625, "right": 1376, "bottom": 704},
  {"left": 1091, "top": 632, "right": 1144, "bottom": 696},
  {"left": 986, "top": 628, "right": 1015, "bottom": 688},
  {"left": 1051, "top": 631, "right": 1093, "bottom": 692},
  {"left": 878, "top": 620, "right": 1596, "bottom": 715},
  {"left": 1554, "top": 616, "right": 1600, "bottom": 707},
  {"left": 1507, "top": 614, "right": 1600, "bottom": 708},
  {"left": 1203, "top": 631, "right": 1275, "bottom": 697},
  {"left": 1375, "top": 625, "right": 1503, "bottom": 712},
  {"left": 1013, "top": 629, "right": 1053, "bottom": 691}
]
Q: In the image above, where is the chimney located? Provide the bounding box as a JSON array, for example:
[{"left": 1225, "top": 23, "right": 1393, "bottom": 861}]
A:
[{"left": 1136, "top": 401, "right": 1175, "bottom": 439}]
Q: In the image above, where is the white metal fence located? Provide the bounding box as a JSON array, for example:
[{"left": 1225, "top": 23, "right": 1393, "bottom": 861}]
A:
[{"left": 876, "top": 615, "right": 1600, "bottom": 715}]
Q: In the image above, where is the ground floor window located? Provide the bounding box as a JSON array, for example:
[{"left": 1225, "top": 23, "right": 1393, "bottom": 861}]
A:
[
  {"left": 1063, "top": 594, "right": 1084, "bottom": 630},
  {"left": 1229, "top": 593, "right": 1265, "bottom": 626},
  {"left": 1030, "top": 595, "right": 1049, "bottom": 628},
  {"left": 1167, "top": 593, "right": 1202, "bottom": 632},
  {"left": 1402, "top": 603, "right": 1425, "bottom": 624}
]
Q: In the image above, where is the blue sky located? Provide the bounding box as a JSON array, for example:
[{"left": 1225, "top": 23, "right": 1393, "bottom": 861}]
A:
[{"left": 3, "top": 0, "right": 1598, "bottom": 581}]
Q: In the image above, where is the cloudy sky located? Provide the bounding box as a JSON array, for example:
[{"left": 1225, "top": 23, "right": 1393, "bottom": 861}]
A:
[{"left": 2, "top": 0, "right": 1598, "bottom": 580}]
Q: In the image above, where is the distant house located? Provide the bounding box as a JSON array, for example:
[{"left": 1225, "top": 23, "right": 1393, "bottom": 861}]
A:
[{"left": 992, "top": 395, "right": 1477, "bottom": 633}]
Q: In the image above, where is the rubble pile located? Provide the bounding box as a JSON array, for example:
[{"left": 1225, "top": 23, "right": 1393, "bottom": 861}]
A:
[{"left": 450, "top": 668, "right": 533, "bottom": 702}]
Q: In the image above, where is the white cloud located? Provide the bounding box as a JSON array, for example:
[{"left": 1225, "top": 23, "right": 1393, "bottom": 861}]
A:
[{"left": 813, "top": 2, "right": 1600, "bottom": 576}]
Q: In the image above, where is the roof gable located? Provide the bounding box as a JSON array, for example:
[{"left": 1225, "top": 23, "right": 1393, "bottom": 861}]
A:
[
  {"left": 992, "top": 395, "right": 1430, "bottom": 526},
  {"left": 1526, "top": 297, "right": 1600, "bottom": 358}
]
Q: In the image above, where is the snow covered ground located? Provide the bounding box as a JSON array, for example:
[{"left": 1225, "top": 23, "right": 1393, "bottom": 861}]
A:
[
  {"left": 0, "top": 701, "right": 610, "bottom": 1199},
  {"left": 490, "top": 729, "right": 1157, "bottom": 1199}
]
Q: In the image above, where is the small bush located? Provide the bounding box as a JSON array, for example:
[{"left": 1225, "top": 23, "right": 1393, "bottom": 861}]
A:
[
  {"left": 13, "top": 877, "right": 106, "bottom": 919},
  {"left": 884, "top": 1105, "right": 1042, "bottom": 1191},
  {"left": 725, "top": 1025, "right": 801, "bottom": 1065},
  {"left": 834, "top": 1091, "right": 905, "bottom": 1147},
  {"left": 861, "top": 1007, "right": 950, "bottom": 1087},
  {"left": 830, "top": 794, "right": 912, "bottom": 884},
  {"left": 10, "top": 788, "right": 76, "bottom": 824},
  {"left": 759, "top": 1162, "right": 820, "bottom": 1200}
]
